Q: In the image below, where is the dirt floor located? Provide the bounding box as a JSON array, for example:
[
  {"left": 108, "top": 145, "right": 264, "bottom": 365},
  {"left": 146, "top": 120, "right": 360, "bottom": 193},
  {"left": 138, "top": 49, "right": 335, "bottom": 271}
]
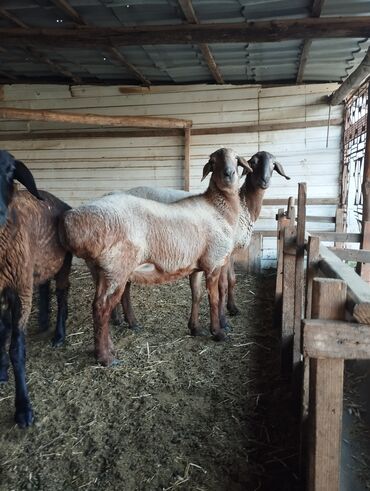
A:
[{"left": 0, "top": 267, "right": 299, "bottom": 491}]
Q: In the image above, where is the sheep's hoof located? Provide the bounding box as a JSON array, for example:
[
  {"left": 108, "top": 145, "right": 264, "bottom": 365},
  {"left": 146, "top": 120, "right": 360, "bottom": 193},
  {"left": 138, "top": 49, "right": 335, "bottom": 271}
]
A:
[
  {"left": 222, "top": 322, "right": 232, "bottom": 333},
  {"left": 15, "top": 404, "right": 34, "bottom": 428},
  {"left": 227, "top": 304, "right": 240, "bottom": 316},
  {"left": 96, "top": 352, "right": 123, "bottom": 367},
  {"left": 212, "top": 331, "right": 228, "bottom": 342},
  {"left": 0, "top": 370, "right": 8, "bottom": 383},
  {"left": 130, "top": 323, "right": 143, "bottom": 333},
  {"left": 51, "top": 336, "right": 65, "bottom": 348},
  {"left": 110, "top": 358, "right": 124, "bottom": 367},
  {"left": 190, "top": 327, "right": 207, "bottom": 337}
]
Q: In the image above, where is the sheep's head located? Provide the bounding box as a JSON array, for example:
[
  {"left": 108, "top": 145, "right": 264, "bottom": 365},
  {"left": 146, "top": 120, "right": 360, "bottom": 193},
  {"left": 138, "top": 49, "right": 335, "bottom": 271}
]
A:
[
  {"left": 201, "top": 147, "right": 252, "bottom": 192},
  {"left": 0, "top": 150, "right": 43, "bottom": 226},
  {"left": 247, "top": 151, "right": 290, "bottom": 190}
]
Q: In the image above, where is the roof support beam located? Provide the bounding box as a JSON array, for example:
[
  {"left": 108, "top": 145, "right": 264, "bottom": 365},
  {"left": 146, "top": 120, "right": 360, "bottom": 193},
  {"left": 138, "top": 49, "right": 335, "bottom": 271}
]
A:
[
  {"left": 0, "top": 6, "right": 81, "bottom": 84},
  {"left": 296, "top": 0, "right": 325, "bottom": 83},
  {"left": 51, "top": 0, "right": 151, "bottom": 86},
  {"left": 329, "top": 47, "right": 370, "bottom": 105},
  {"left": 177, "top": 0, "right": 224, "bottom": 83},
  {"left": 0, "top": 17, "right": 369, "bottom": 48}
]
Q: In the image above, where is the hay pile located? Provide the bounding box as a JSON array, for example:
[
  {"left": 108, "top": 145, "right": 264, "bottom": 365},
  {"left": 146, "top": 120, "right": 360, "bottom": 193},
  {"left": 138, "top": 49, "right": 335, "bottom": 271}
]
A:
[{"left": 0, "top": 266, "right": 299, "bottom": 490}]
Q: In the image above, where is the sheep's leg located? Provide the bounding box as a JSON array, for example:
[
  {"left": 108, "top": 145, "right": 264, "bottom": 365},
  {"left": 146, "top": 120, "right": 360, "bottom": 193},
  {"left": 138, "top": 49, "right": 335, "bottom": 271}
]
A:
[
  {"left": 8, "top": 290, "right": 34, "bottom": 428},
  {"left": 206, "top": 269, "right": 227, "bottom": 342},
  {"left": 121, "top": 282, "right": 142, "bottom": 331},
  {"left": 52, "top": 253, "right": 72, "bottom": 347},
  {"left": 38, "top": 280, "right": 51, "bottom": 331},
  {"left": 0, "top": 313, "right": 11, "bottom": 383},
  {"left": 188, "top": 271, "right": 204, "bottom": 336},
  {"left": 110, "top": 304, "right": 123, "bottom": 326},
  {"left": 226, "top": 258, "right": 240, "bottom": 316},
  {"left": 218, "top": 264, "right": 231, "bottom": 333},
  {"left": 93, "top": 271, "right": 126, "bottom": 367}
]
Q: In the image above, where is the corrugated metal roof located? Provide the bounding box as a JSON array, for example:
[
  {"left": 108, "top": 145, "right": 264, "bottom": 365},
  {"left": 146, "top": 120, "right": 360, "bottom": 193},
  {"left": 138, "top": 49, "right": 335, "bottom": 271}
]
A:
[{"left": 0, "top": 0, "right": 369, "bottom": 85}]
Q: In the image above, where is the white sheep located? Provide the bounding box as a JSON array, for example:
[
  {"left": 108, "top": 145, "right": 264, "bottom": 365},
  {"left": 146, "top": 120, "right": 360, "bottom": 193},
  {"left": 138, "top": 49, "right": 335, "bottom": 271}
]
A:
[{"left": 60, "top": 148, "right": 252, "bottom": 367}]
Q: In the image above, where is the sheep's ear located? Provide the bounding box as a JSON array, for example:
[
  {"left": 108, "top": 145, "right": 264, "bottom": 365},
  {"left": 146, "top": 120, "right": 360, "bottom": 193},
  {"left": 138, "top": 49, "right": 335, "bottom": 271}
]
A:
[
  {"left": 248, "top": 154, "right": 259, "bottom": 167},
  {"left": 237, "top": 156, "right": 253, "bottom": 176},
  {"left": 273, "top": 161, "right": 290, "bottom": 180},
  {"left": 201, "top": 160, "right": 213, "bottom": 181},
  {"left": 13, "top": 159, "right": 44, "bottom": 200}
]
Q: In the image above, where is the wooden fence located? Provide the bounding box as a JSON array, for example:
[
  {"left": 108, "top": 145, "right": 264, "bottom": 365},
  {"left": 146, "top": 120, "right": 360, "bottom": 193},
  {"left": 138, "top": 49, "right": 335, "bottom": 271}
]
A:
[{"left": 274, "top": 182, "right": 370, "bottom": 491}]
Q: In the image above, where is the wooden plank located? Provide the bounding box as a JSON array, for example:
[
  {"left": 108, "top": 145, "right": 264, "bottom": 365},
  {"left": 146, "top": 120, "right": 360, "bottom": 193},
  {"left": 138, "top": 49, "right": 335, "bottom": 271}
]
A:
[
  {"left": 293, "top": 183, "right": 306, "bottom": 369},
  {"left": 0, "top": 107, "right": 192, "bottom": 129},
  {"left": 303, "top": 319, "right": 370, "bottom": 359},
  {"left": 335, "top": 207, "right": 345, "bottom": 248},
  {"left": 311, "top": 231, "right": 361, "bottom": 242},
  {"left": 308, "top": 278, "right": 346, "bottom": 491},
  {"left": 360, "top": 222, "right": 370, "bottom": 281},
  {"left": 0, "top": 118, "right": 342, "bottom": 141},
  {"left": 274, "top": 208, "right": 289, "bottom": 328},
  {"left": 247, "top": 233, "right": 262, "bottom": 273},
  {"left": 1, "top": 18, "right": 370, "bottom": 47},
  {"left": 305, "top": 237, "right": 321, "bottom": 320},
  {"left": 318, "top": 244, "right": 370, "bottom": 323},
  {"left": 305, "top": 215, "right": 336, "bottom": 223},
  {"left": 328, "top": 247, "right": 370, "bottom": 263},
  {"left": 330, "top": 47, "right": 370, "bottom": 105},
  {"left": 184, "top": 127, "right": 191, "bottom": 191},
  {"left": 281, "top": 225, "right": 297, "bottom": 374}
]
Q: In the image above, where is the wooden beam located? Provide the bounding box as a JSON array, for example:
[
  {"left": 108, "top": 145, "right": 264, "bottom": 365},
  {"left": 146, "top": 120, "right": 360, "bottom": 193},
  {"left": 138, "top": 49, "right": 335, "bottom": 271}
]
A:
[
  {"left": 329, "top": 246, "right": 370, "bottom": 263},
  {"left": 296, "top": 0, "right": 325, "bottom": 84},
  {"left": 293, "top": 182, "right": 306, "bottom": 369},
  {"left": 0, "top": 118, "right": 342, "bottom": 142},
  {"left": 184, "top": 127, "right": 191, "bottom": 191},
  {"left": 308, "top": 278, "right": 346, "bottom": 491},
  {"left": 360, "top": 84, "right": 370, "bottom": 279},
  {"left": 329, "top": 47, "right": 370, "bottom": 105},
  {"left": 1, "top": 18, "right": 370, "bottom": 47},
  {"left": 24, "top": 47, "right": 82, "bottom": 84},
  {"left": 50, "top": 0, "right": 151, "bottom": 86},
  {"left": 50, "top": 0, "right": 87, "bottom": 26},
  {"left": 311, "top": 231, "right": 361, "bottom": 242},
  {"left": 304, "top": 319, "right": 370, "bottom": 360},
  {"left": 177, "top": 0, "right": 224, "bottom": 84},
  {"left": 318, "top": 243, "right": 370, "bottom": 323},
  {"left": 0, "top": 107, "right": 192, "bottom": 129},
  {"left": 106, "top": 47, "right": 151, "bottom": 86},
  {"left": 0, "top": 8, "right": 28, "bottom": 29}
]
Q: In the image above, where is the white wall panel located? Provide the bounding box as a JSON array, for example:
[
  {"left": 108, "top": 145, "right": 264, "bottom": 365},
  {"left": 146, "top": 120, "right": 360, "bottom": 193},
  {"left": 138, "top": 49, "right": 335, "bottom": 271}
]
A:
[{"left": 0, "top": 82, "right": 343, "bottom": 265}]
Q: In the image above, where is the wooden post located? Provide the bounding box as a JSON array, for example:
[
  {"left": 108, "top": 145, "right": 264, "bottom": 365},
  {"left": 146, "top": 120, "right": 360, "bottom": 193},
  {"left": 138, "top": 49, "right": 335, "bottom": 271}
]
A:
[
  {"left": 335, "top": 207, "right": 345, "bottom": 248},
  {"left": 308, "top": 278, "right": 346, "bottom": 491},
  {"left": 274, "top": 208, "right": 288, "bottom": 328},
  {"left": 281, "top": 224, "right": 296, "bottom": 374},
  {"left": 246, "top": 233, "right": 262, "bottom": 273},
  {"left": 293, "top": 183, "right": 307, "bottom": 370},
  {"left": 184, "top": 127, "right": 191, "bottom": 191},
  {"left": 360, "top": 83, "right": 370, "bottom": 280},
  {"left": 360, "top": 221, "right": 370, "bottom": 282}
]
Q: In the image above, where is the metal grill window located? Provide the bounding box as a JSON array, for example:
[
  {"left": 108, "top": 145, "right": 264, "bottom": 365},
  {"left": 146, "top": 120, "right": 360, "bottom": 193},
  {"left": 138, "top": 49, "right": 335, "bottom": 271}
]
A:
[{"left": 343, "top": 83, "right": 368, "bottom": 232}]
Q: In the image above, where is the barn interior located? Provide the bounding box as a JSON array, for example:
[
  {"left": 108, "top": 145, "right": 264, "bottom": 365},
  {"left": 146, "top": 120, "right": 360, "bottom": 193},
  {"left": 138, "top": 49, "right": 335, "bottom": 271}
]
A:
[{"left": 0, "top": 1, "right": 370, "bottom": 490}]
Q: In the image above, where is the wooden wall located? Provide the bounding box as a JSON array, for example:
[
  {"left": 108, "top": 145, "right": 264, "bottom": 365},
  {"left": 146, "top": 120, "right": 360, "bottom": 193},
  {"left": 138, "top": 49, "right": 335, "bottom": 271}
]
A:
[{"left": 0, "top": 82, "right": 343, "bottom": 267}]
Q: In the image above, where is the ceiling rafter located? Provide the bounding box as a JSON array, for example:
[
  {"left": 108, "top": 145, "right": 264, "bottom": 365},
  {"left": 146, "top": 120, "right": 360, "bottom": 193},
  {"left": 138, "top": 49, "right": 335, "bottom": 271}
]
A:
[
  {"left": 177, "top": 0, "right": 224, "bottom": 84},
  {"left": 0, "top": 17, "right": 369, "bottom": 47},
  {"left": 0, "top": 6, "right": 81, "bottom": 83},
  {"left": 50, "top": 0, "right": 151, "bottom": 86},
  {"left": 296, "top": 0, "right": 325, "bottom": 83}
]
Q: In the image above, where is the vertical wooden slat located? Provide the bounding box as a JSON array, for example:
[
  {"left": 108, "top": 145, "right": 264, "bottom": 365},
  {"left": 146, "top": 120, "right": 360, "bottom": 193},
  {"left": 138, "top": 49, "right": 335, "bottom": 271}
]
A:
[
  {"left": 308, "top": 278, "right": 346, "bottom": 491},
  {"left": 184, "top": 127, "right": 191, "bottom": 191},
  {"left": 360, "top": 221, "right": 370, "bottom": 282},
  {"left": 281, "top": 224, "right": 296, "bottom": 374},
  {"left": 247, "top": 233, "right": 262, "bottom": 273},
  {"left": 274, "top": 208, "right": 288, "bottom": 328},
  {"left": 335, "top": 207, "right": 345, "bottom": 248},
  {"left": 360, "top": 83, "right": 370, "bottom": 278},
  {"left": 293, "top": 183, "right": 307, "bottom": 370}
]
